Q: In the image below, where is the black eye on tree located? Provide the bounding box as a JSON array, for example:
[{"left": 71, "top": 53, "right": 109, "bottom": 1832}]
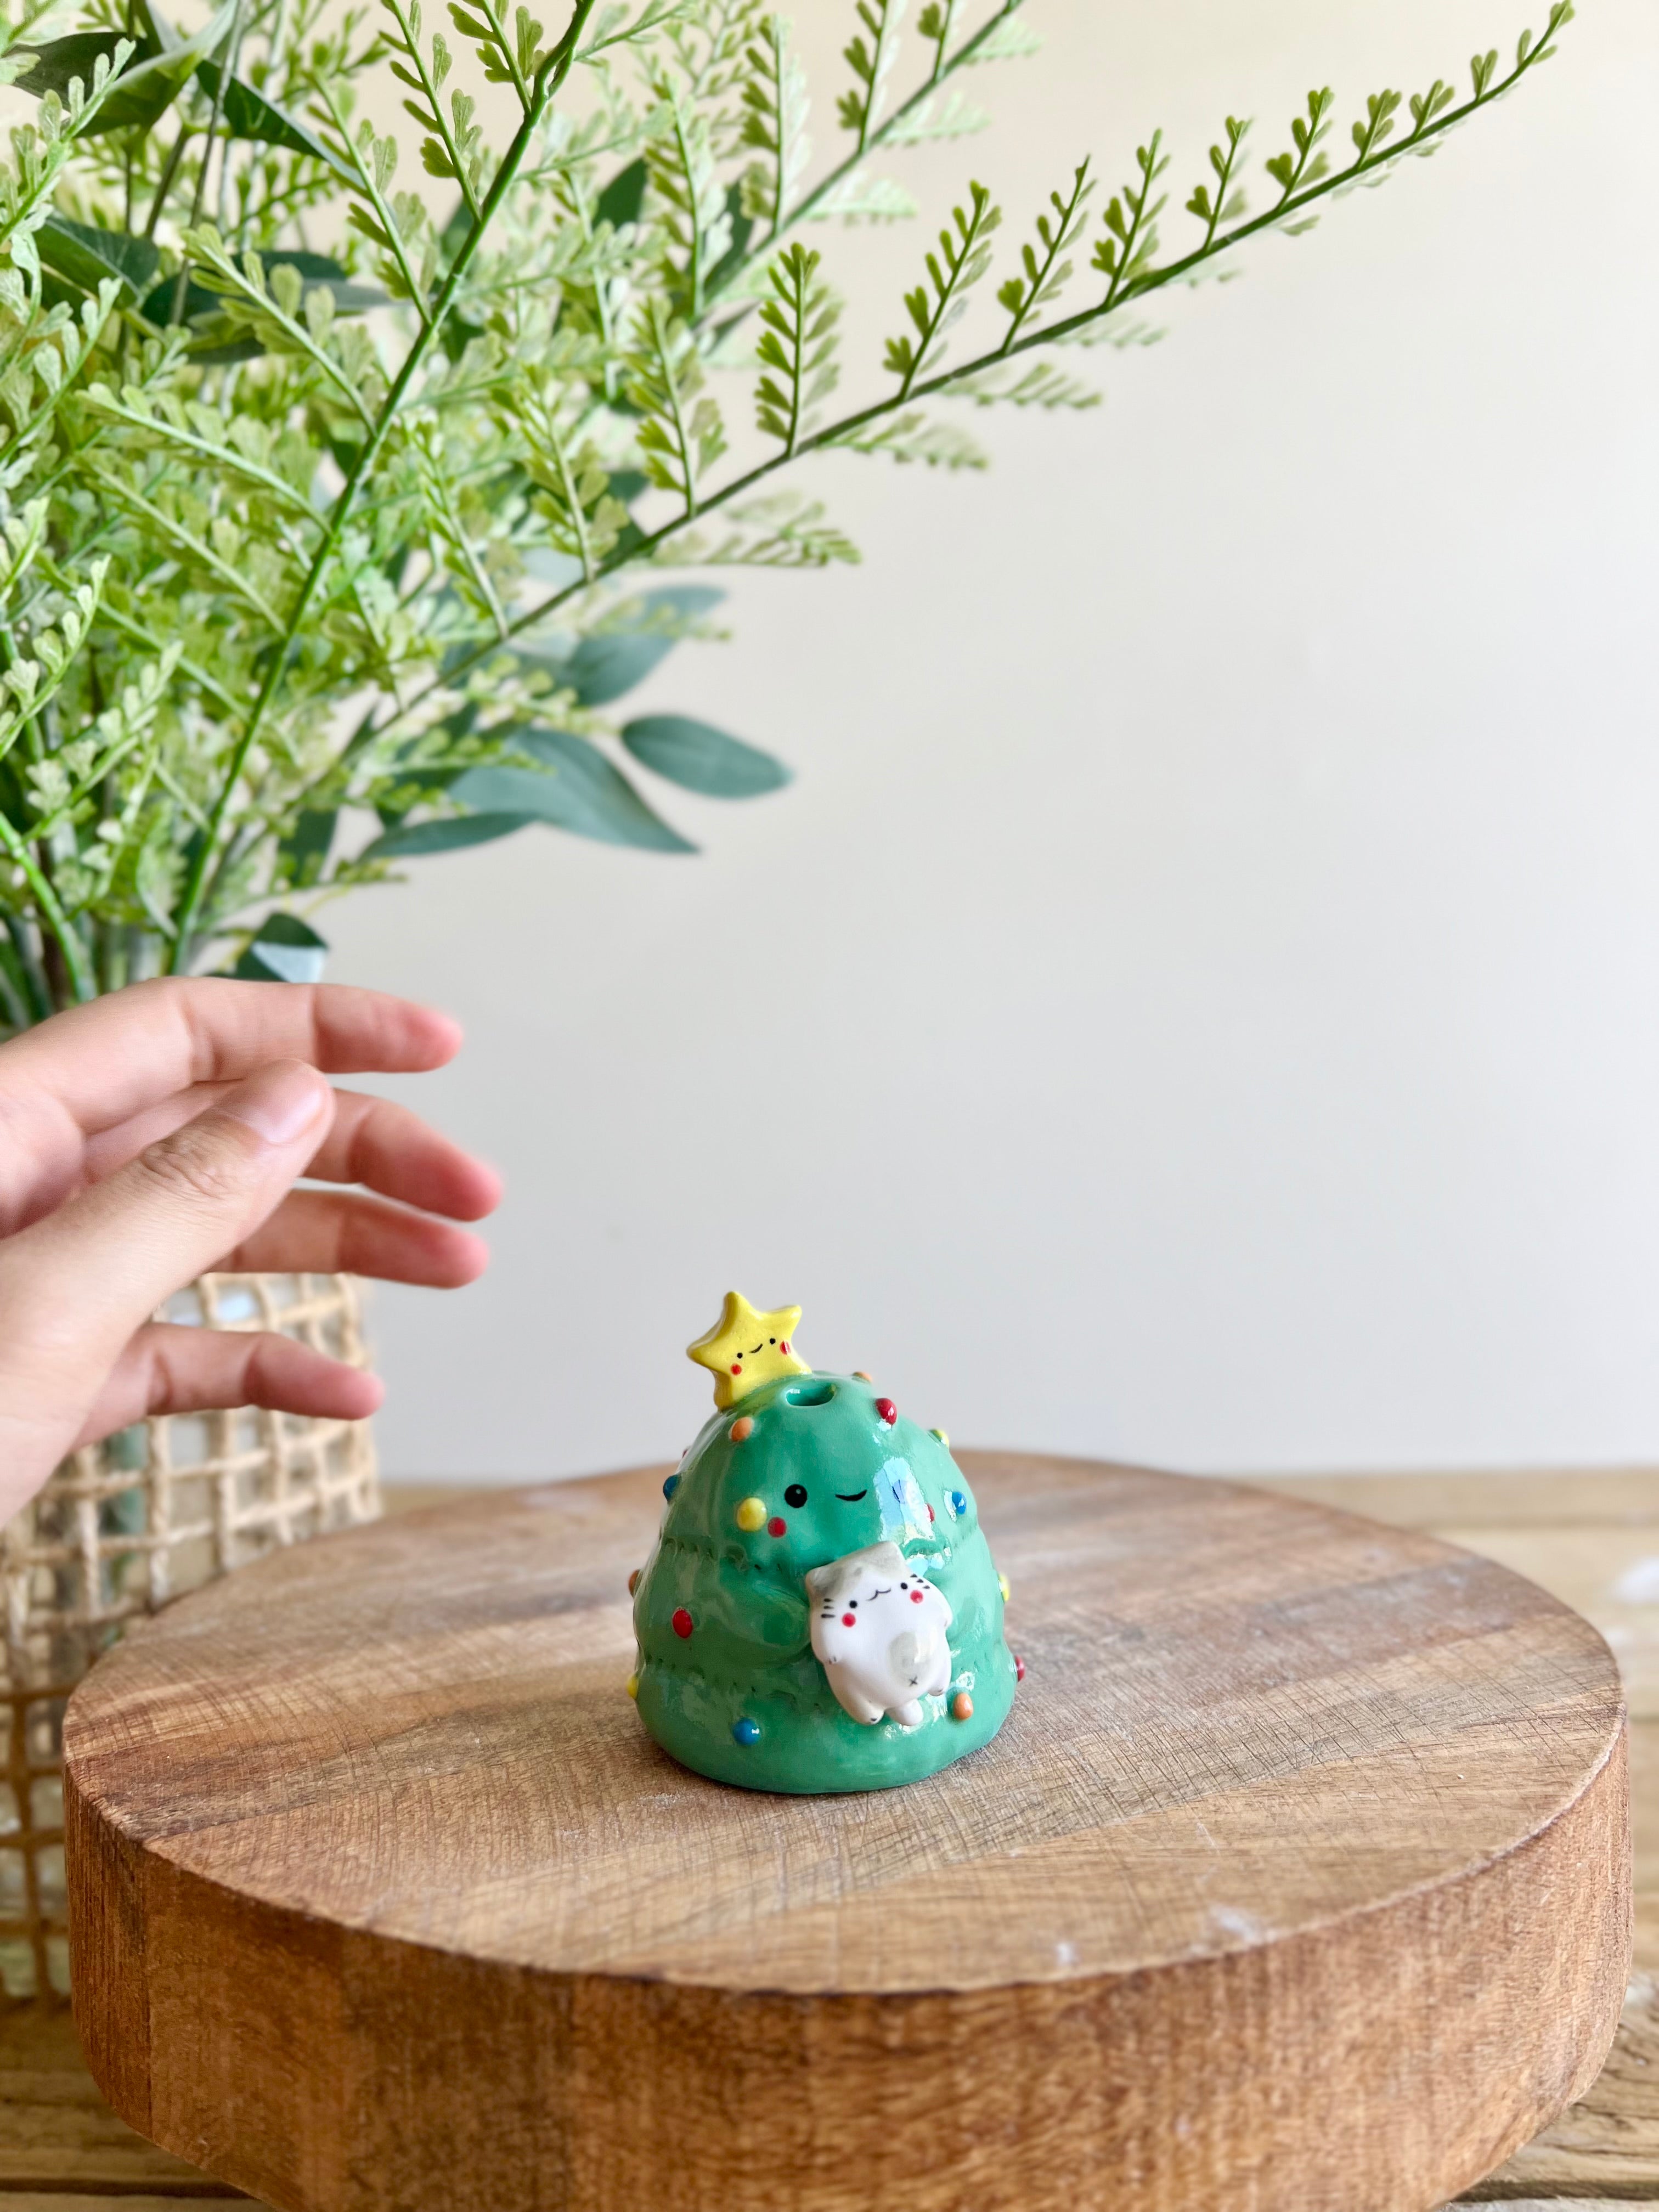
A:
[{"left": 785, "top": 1483, "right": 808, "bottom": 1508}]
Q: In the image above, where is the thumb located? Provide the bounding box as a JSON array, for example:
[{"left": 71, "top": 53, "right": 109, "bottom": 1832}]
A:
[{"left": 1, "top": 1060, "right": 335, "bottom": 1373}]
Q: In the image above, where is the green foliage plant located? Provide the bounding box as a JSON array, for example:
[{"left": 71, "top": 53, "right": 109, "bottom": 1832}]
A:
[{"left": 0, "top": 0, "right": 1575, "bottom": 1023}]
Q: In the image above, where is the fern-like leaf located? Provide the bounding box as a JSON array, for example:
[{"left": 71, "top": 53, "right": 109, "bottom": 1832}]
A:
[
  {"left": 997, "top": 159, "right": 1092, "bottom": 346},
  {"left": 1184, "top": 115, "right": 1249, "bottom": 247},
  {"left": 837, "top": 0, "right": 906, "bottom": 152},
  {"left": 754, "top": 241, "right": 840, "bottom": 453},
  {"left": 883, "top": 176, "right": 1000, "bottom": 394},
  {"left": 1091, "top": 132, "right": 1169, "bottom": 306},
  {"left": 740, "top": 13, "right": 810, "bottom": 234}
]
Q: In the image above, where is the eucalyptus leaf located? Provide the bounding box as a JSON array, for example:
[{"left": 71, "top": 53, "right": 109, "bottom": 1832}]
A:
[
  {"left": 560, "top": 631, "right": 673, "bottom": 706},
  {"left": 197, "top": 61, "right": 352, "bottom": 173},
  {"left": 233, "top": 910, "right": 328, "bottom": 984},
  {"left": 201, "top": 248, "right": 387, "bottom": 315},
  {"left": 139, "top": 249, "right": 387, "bottom": 337},
  {"left": 595, "top": 156, "right": 647, "bottom": 229},
  {"left": 361, "top": 813, "right": 537, "bottom": 859},
  {"left": 622, "top": 715, "right": 792, "bottom": 799},
  {"left": 37, "top": 215, "right": 160, "bottom": 305},
  {"left": 703, "top": 182, "right": 758, "bottom": 298},
  {"left": 78, "top": 0, "right": 239, "bottom": 134},
  {"left": 279, "top": 806, "right": 337, "bottom": 889},
  {"left": 12, "top": 31, "right": 128, "bottom": 101},
  {"left": 453, "top": 730, "right": 696, "bottom": 851},
  {"left": 556, "top": 585, "right": 725, "bottom": 706}
]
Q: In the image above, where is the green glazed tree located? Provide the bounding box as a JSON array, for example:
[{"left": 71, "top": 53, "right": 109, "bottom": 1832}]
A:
[{"left": 632, "top": 1346, "right": 1016, "bottom": 1792}]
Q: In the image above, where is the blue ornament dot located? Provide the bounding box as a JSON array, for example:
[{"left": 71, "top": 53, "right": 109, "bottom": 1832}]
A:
[
  {"left": 732, "top": 1717, "right": 761, "bottom": 1746},
  {"left": 663, "top": 1473, "right": 681, "bottom": 1500},
  {"left": 949, "top": 1489, "right": 967, "bottom": 1516}
]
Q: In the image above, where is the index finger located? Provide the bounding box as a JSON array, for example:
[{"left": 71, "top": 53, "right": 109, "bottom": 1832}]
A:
[{"left": 0, "top": 978, "right": 462, "bottom": 1141}]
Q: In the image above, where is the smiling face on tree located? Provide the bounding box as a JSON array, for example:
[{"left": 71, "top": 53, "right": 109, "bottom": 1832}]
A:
[{"left": 709, "top": 1375, "right": 940, "bottom": 1578}]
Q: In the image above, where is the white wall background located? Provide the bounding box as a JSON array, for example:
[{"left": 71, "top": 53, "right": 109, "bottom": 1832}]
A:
[{"left": 329, "top": 0, "right": 1659, "bottom": 1480}]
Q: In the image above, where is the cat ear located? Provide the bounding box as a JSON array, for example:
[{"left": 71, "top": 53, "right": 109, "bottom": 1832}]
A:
[{"left": 805, "top": 1562, "right": 834, "bottom": 1600}]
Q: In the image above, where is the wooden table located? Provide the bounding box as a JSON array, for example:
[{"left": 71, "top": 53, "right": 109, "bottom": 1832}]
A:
[{"left": 8, "top": 1465, "right": 1659, "bottom": 2211}]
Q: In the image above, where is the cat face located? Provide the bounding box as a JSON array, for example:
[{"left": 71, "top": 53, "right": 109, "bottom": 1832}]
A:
[
  {"left": 807, "top": 1539, "right": 922, "bottom": 1612},
  {"left": 806, "top": 1542, "right": 956, "bottom": 1725}
]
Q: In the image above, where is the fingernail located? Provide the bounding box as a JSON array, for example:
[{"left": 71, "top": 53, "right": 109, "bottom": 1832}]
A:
[{"left": 220, "top": 1062, "right": 328, "bottom": 1147}]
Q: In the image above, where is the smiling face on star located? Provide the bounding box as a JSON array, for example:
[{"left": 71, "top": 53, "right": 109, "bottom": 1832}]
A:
[
  {"left": 687, "top": 1291, "right": 812, "bottom": 1408},
  {"left": 731, "top": 1327, "right": 788, "bottom": 1388}
]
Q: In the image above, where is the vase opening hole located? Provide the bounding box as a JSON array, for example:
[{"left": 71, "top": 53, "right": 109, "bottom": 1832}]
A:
[{"left": 783, "top": 1381, "right": 836, "bottom": 1407}]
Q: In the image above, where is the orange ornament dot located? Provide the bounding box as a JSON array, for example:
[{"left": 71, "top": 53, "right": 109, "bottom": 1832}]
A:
[
  {"left": 950, "top": 1691, "right": 974, "bottom": 1722},
  {"left": 731, "top": 1415, "right": 754, "bottom": 1442},
  {"left": 628, "top": 1568, "right": 640, "bottom": 1595}
]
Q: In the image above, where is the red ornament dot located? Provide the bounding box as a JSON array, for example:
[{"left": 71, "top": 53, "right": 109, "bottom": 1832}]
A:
[
  {"left": 875, "top": 1397, "right": 897, "bottom": 1425},
  {"left": 768, "top": 1516, "right": 787, "bottom": 1537},
  {"left": 928, "top": 1504, "right": 935, "bottom": 1522},
  {"left": 672, "top": 1608, "right": 693, "bottom": 1639},
  {"left": 842, "top": 1612, "right": 856, "bottom": 1627},
  {"left": 1015, "top": 1653, "right": 1026, "bottom": 1682}
]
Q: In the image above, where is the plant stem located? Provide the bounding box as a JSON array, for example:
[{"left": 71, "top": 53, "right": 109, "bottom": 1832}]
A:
[
  {"left": 165, "top": 0, "right": 600, "bottom": 972},
  {"left": 0, "top": 817, "right": 93, "bottom": 1002},
  {"left": 2, "top": 915, "right": 49, "bottom": 1024},
  {"left": 0, "top": 932, "right": 31, "bottom": 1031},
  {"left": 143, "top": 124, "right": 195, "bottom": 242},
  {"left": 171, "top": 0, "right": 244, "bottom": 325},
  {"left": 215, "top": 4, "right": 252, "bottom": 229}
]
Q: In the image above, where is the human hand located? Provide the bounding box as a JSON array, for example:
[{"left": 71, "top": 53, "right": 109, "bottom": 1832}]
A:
[{"left": 0, "top": 977, "right": 501, "bottom": 1519}]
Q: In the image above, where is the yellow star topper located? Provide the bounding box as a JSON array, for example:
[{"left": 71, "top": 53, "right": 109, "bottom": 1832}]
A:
[{"left": 687, "top": 1292, "right": 811, "bottom": 1408}]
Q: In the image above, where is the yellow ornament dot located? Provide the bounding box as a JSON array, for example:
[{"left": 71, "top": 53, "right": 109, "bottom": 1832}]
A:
[
  {"left": 998, "top": 1572, "right": 1011, "bottom": 1604},
  {"left": 625, "top": 1672, "right": 640, "bottom": 1700},
  {"left": 930, "top": 1426, "right": 949, "bottom": 1448},
  {"left": 735, "top": 1496, "right": 768, "bottom": 1532}
]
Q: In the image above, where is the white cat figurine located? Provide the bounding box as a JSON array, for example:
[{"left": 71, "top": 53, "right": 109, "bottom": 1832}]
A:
[{"left": 806, "top": 1541, "right": 954, "bottom": 1726}]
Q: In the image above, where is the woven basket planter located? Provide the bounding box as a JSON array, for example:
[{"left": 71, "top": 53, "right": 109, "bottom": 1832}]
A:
[{"left": 0, "top": 1272, "right": 379, "bottom": 2000}]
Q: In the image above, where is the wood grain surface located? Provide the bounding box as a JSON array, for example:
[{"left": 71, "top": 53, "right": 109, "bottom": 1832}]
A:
[{"left": 62, "top": 1455, "right": 1633, "bottom": 2212}]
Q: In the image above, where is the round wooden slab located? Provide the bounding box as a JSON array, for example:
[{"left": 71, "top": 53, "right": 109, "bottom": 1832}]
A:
[{"left": 66, "top": 1455, "right": 1630, "bottom": 2212}]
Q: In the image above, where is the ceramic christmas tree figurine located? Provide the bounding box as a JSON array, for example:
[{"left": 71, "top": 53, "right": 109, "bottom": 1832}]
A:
[{"left": 628, "top": 1295, "right": 1021, "bottom": 1792}]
